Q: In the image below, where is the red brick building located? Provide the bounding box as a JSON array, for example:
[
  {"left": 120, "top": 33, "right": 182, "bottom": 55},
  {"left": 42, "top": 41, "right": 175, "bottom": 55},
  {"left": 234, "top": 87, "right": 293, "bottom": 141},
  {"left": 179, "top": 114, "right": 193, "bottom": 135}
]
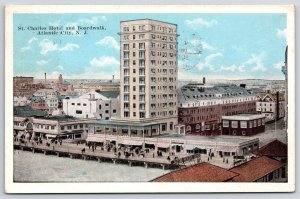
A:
[
  {"left": 178, "top": 85, "right": 256, "bottom": 136},
  {"left": 152, "top": 162, "right": 239, "bottom": 182},
  {"left": 13, "top": 76, "right": 45, "bottom": 97},
  {"left": 221, "top": 114, "right": 265, "bottom": 136}
]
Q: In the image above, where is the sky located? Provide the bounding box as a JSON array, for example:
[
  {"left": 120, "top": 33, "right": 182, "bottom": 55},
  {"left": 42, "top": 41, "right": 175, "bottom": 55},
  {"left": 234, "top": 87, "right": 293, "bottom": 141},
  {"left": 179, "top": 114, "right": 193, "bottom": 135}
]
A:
[{"left": 13, "top": 13, "right": 287, "bottom": 80}]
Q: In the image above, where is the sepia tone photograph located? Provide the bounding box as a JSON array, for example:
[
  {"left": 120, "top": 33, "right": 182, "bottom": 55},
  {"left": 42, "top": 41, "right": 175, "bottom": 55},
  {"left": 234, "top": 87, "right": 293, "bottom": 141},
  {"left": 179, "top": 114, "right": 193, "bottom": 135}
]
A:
[{"left": 5, "top": 4, "right": 295, "bottom": 193}]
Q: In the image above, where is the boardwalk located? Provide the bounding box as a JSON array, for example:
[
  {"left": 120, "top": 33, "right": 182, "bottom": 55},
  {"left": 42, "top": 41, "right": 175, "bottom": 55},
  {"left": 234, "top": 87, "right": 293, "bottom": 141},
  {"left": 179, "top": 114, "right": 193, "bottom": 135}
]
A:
[{"left": 14, "top": 140, "right": 200, "bottom": 170}]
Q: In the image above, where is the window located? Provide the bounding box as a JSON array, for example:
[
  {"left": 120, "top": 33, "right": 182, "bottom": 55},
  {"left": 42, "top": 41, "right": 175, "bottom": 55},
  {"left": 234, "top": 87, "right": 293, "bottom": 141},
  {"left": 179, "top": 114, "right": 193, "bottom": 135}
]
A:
[
  {"left": 254, "top": 120, "right": 257, "bottom": 127},
  {"left": 51, "top": 126, "right": 55, "bottom": 130},
  {"left": 77, "top": 103, "right": 81, "bottom": 106},
  {"left": 249, "top": 121, "right": 253, "bottom": 128},
  {"left": 83, "top": 103, "right": 87, "bottom": 106},
  {"left": 76, "top": 110, "right": 82, "bottom": 114},
  {"left": 105, "top": 110, "right": 109, "bottom": 113},
  {"left": 186, "top": 125, "right": 191, "bottom": 133},
  {"left": 105, "top": 103, "right": 109, "bottom": 106},
  {"left": 223, "top": 120, "right": 229, "bottom": 127},
  {"left": 113, "top": 109, "right": 116, "bottom": 113},
  {"left": 61, "top": 126, "right": 65, "bottom": 130},
  {"left": 139, "top": 112, "right": 145, "bottom": 118},
  {"left": 231, "top": 121, "right": 238, "bottom": 128},
  {"left": 258, "top": 119, "right": 262, "bottom": 126},
  {"left": 196, "top": 124, "right": 201, "bottom": 132},
  {"left": 240, "top": 121, "right": 247, "bottom": 128},
  {"left": 71, "top": 103, "right": 75, "bottom": 105},
  {"left": 170, "top": 122, "right": 173, "bottom": 130},
  {"left": 133, "top": 112, "right": 136, "bottom": 117},
  {"left": 105, "top": 117, "right": 109, "bottom": 120},
  {"left": 161, "top": 124, "right": 167, "bottom": 131},
  {"left": 123, "top": 44, "right": 129, "bottom": 50},
  {"left": 99, "top": 105, "right": 102, "bottom": 109}
]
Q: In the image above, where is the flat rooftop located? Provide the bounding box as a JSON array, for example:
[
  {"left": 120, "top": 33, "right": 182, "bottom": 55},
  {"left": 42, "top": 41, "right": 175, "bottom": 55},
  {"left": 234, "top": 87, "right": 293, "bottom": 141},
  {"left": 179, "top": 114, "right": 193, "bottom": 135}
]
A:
[
  {"left": 222, "top": 114, "right": 265, "bottom": 121},
  {"left": 155, "top": 134, "right": 257, "bottom": 144}
]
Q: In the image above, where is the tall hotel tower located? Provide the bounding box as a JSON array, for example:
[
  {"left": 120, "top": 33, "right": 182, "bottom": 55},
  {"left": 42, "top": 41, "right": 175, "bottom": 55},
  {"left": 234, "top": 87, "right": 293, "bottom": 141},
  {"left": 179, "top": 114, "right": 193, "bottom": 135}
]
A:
[{"left": 119, "top": 19, "right": 178, "bottom": 134}]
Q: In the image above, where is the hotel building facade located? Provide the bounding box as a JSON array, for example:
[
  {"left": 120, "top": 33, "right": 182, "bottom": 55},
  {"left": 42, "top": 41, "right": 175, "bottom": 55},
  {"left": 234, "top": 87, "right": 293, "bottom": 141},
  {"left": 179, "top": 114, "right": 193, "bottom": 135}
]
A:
[{"left": 119, "top": 19, "right": 178, "bottom": 134}]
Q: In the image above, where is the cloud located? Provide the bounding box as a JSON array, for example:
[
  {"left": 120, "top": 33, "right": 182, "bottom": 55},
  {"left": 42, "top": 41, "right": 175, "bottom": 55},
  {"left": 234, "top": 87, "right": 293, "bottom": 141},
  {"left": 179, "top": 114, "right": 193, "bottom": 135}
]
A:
[
  {"left": 49, "top": 20, "right": 60, "bottom": 26},
  {"left": 189, "top": 39, "right": 216, "bottom": 51},
  {"left": 276, "top": 28, "right": 286, "bottom": 39},
  {"left": 244, "top": 52, "right": 267, "bottom": 72},
  {"left": 273, "top": 61, "right": 284, "bottom": 69},
  {"left": 196, "top": 52, "right": 223, "bottom": 71},
  {"left": 57, "top": 65, "right": 64, "bottom": 70},
  {"left": 89, "top": 56, "right": 119, "bottom": 68},
  {"left": 79, "top": 16, "right": 107, "bottom": 24},
  {"left": 36, "top": 59, "right": 50, "bottom": 66},
  {"left": 220, "top": 64, "right": 245, "bottom": 72},
  {"left": 59, "top": 43, "right": 80, "bottom": 51},
  {"left": 95, "top": 36, "right": 120, "bottom": 50},
  {"left": 21, "top": 37, "right": 38, "bottom": 52},
  {"left": 39, "top": 39, "right": 79, "bottom": 55},
  {"left": 185, "top": 18, "right": 218, "bottom": 29}
]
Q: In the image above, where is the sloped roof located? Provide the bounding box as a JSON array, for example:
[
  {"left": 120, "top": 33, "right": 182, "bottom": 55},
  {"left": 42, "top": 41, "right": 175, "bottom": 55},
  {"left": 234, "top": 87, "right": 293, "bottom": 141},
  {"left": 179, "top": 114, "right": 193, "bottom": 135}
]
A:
[
  {"left": 178, "top": 85, "right": 252, "bottom": 102},
  {"left": 96, "top": 90, "right": 119, "bottom": 99},
  {"left": 230, "top": 156, "right": 283, "bottom": 182},
  {"left": 253, "top": 139, "right": 287, "bottom": 157},
  {"left": 152, "top": 162, "right": 239, "bottom": 182}
]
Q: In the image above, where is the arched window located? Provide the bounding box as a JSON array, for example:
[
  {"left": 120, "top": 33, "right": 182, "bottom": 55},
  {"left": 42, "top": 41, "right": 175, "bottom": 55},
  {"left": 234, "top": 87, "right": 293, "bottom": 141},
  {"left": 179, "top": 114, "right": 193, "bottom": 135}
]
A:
[
  {"left": 186, "top": 125, "right": 191, "bottom": 133},
  {"left": 196, "top": 124, "right": 201, "bottom": 132}
]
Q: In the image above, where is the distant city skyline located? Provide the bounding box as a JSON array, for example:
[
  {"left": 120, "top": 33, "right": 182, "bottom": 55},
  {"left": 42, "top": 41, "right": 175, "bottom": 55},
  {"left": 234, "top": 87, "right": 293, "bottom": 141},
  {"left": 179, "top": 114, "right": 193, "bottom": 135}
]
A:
[{"left": 14, "top": 13, "right": 287, "bottom": 80}]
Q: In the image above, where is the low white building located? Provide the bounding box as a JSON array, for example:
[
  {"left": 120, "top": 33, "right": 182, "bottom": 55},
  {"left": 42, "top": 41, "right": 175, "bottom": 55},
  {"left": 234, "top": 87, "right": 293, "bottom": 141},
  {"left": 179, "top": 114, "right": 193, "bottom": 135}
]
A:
[{"left": 63, "top": 91, "right": 119, "bottom": 119}]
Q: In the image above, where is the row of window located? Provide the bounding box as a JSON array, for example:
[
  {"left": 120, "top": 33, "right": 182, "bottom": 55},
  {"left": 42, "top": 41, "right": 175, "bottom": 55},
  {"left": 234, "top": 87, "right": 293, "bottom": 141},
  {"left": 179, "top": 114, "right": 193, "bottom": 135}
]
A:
[
  {"left": 222, "top": 119, "right": 265, "bottom": 128},
  {"left": 70, "top": 102, "right": 110, "bottom": 107},
  {"left": 122, "top": 25, "right": 175, "bottom": 34},
  {"left": 151, "top": 110, "right": 175, "bottom": 117},
  {"left": 183, "top": 100, "right": 256, "bottom": 108}
]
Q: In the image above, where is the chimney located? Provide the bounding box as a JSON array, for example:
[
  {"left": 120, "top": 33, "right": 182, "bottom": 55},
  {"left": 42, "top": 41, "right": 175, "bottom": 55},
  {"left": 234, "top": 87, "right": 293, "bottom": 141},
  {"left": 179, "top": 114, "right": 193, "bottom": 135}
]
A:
[
  {"left": 203, "top": 77, "right": 206, "bottom": 84},
  {"left": 240, "top": 84, "right": 246, "bottom": 88},
  {"left": 44, "top": 73, "right": 46, "bottom": 83}
]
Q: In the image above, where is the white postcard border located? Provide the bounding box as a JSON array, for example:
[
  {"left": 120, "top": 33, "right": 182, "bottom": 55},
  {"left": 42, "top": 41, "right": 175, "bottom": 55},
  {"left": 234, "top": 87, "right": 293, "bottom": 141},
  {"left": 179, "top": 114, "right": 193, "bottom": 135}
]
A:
[{"left": 5, "top": 4, "right": 296, "bottom": 193}]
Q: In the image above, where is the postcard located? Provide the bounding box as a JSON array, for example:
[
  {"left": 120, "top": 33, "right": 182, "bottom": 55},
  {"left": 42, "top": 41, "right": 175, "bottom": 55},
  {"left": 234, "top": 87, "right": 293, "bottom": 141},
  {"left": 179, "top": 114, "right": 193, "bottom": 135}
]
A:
[{"left": 5, "top": 5, "right": 295, "bottom": 193}]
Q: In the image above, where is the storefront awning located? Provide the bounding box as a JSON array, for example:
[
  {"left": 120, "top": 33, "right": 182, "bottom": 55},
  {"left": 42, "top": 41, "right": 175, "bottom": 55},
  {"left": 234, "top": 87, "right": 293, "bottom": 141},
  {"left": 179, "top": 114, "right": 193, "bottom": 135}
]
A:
[
  {"left": 217, "top": 146, "right": 238, "bottom": 152},
  {"left": 86, "top": 137, "right": 105, "bottom": 143},
  {"left": 157, "top": 143, "right": 170, "bottom": 148},
  {"left": 122, "top": 140, "right": 143, "bottom": 146},
  {"left": 185, "top": 145, "right": 195, "bottom": 150}
]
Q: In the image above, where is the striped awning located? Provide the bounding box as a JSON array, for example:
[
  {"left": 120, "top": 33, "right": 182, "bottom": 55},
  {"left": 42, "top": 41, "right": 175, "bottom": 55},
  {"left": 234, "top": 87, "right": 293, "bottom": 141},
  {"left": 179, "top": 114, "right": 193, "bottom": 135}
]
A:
[
  {"left": 122, "top": 140, "right": 143, "bottom": 146},
  {"left": 157, "top": 143, "right": 170, "bottom": 148},
  {"left": 217, "top": 146, "right": 238, "bottom": 152},
  {"left": 86, "top": 137, "right": 105, "bottom": 143}
]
